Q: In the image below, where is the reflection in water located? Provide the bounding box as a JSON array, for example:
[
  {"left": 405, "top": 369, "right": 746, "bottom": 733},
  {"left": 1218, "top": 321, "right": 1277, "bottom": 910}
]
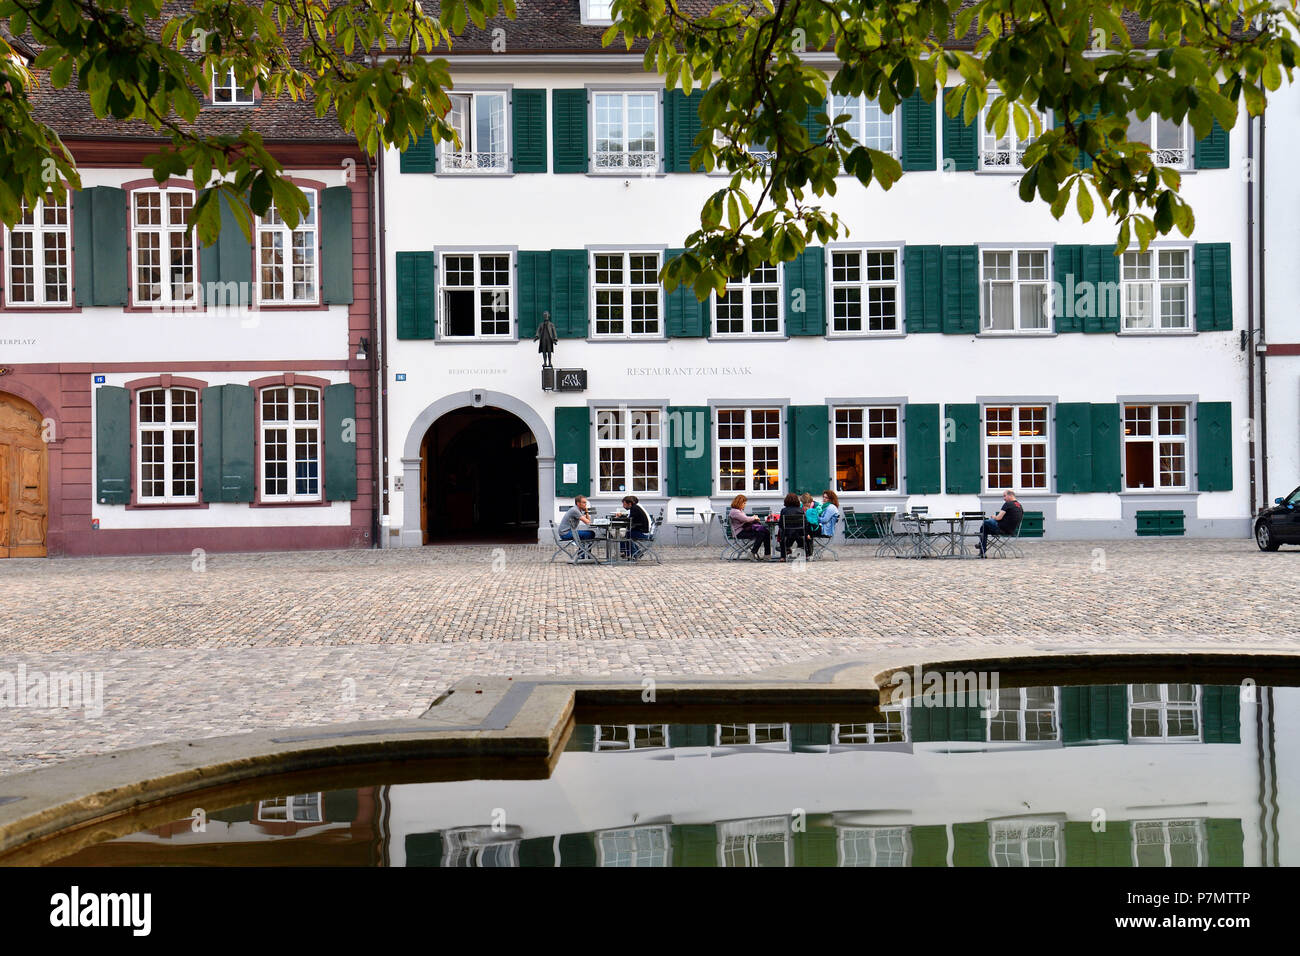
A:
[{"left": 52, "top": 683, "right": 1294, "bottom": 867}]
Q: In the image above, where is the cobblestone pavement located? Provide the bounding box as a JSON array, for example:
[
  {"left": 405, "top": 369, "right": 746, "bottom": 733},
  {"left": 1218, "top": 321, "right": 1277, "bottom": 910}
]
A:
[{"left": 1, "top": 539, "right": 1298, "bottom": 774}]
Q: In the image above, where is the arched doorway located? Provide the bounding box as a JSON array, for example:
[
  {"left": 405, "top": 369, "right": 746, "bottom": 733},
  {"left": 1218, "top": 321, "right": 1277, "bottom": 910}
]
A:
[
  {"left": 0, "top": 392, "right": 48, "bottom": 557},
  {"left": 420, "top": 407, "right": 539, "bottom": 543}
]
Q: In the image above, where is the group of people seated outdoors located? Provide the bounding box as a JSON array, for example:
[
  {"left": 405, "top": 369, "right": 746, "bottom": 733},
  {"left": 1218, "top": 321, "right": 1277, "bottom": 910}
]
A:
[
  {"left": 557, "top": 493, "right": 653, "bottom": 559},
  {"left": 728, "top": 490, "right": 841, "bottom": 561}
]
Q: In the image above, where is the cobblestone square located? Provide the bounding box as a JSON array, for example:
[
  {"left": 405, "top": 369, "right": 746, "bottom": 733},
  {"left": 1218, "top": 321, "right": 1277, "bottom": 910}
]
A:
[{"left": 1, "top": 538, "right": 1298, "bottom": 774}]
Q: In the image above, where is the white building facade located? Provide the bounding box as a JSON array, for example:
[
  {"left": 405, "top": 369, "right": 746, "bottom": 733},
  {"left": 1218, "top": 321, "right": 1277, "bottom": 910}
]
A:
[{"left": 379, "top": 8, "right": 1250, "bottom": 547}]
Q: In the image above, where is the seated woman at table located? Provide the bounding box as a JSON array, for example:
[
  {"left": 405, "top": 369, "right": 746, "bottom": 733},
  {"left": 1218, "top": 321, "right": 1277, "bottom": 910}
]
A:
[
  {"left": 620, "top": 495, "right": 652, "bottom": 558},
  {"left": 810, "top": 489, "right": 842, "bottom": 541},
  {"left": 778, "top": 493, "right": 812, "bottom": 560},
  {"left": 729, "top": 494, "right": 771, "bottom": 559},
  {"left": 800, "top": 492, "right": 822, "bottom": 533}
]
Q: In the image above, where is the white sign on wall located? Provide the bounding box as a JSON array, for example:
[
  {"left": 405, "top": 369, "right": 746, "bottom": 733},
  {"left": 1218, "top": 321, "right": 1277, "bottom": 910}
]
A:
[{"left": 563, "top": 463, "right": 577, "bottom": 484}]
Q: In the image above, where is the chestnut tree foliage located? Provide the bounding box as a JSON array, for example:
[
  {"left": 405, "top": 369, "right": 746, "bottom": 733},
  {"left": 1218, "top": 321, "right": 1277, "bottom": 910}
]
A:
[{"left": 0, "top": 0, "right": 1296, "bottom": 296}]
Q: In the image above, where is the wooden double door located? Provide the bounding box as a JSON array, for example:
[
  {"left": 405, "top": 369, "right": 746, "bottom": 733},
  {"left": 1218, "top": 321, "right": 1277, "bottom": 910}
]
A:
[{"left": 0, "top": 392, "right": 48, "bottom": 557}]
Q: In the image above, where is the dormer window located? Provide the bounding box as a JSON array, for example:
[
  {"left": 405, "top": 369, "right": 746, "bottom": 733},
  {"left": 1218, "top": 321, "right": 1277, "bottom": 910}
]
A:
[
  {"left": 212, "top": 67, "right": 255, "bottom": 106},
  {"left": 582, "top": 0, "right": 615, "bottom": 24}
]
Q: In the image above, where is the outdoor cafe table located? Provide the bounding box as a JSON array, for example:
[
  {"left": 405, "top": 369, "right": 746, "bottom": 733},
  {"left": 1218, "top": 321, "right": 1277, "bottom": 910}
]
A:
[
  {"left": 902, "top": 515, "right": 981, "bottom": 559},
  {"left": 589, "top": 516, "right": 631, "bottom": 564}
]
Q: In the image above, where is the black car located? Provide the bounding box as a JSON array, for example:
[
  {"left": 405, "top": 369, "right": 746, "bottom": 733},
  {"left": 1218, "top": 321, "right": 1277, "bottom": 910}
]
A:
[{"left": 1255, "top": 486, "right": 1300, "bottom": 551}]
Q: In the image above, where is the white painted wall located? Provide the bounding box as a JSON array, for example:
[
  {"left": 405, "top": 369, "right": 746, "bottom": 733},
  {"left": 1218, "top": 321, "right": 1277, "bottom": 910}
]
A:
[{"left": 381, "top": 71, "right": 1252, "bottom": 541}]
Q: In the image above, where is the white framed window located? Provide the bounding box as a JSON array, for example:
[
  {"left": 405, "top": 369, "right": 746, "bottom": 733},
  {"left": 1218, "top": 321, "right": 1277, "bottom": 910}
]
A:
[
  {"left": 443, "top": 92, "right": 509, "bottom": 172},
  {"left": 593, "top": 91, "right": 659, "bottom": 171},
  {"left": 988, "top": 687, "right": 1058, "bottom": 742},
  {"left": 592, "top": 724, "right": 668, "bottom": 751},
  {"left": 440, "top": 252, "right": 512, "bottom": 338},
  {"left": 595, "top": 407, "right": 661, "bottom": 494},
  {"left": 716, "top": 723, "right": 789, "bottom": 747},
  {"left": 713, "top": 263, "right": 781, "bottom": 336},
  {"left": 597, "top": 826, "right": 671, "bottom": 867},
  {"left": 834, "top": 707, "right": 907, "bottom": 744},
  {"left": 717, "top": 407, "right": 782, "bottom": 493},
  {"left": 581, "top": 0, "right": 615, "bottom": 23},
  {"left": 4, "top": 196, "right": 71, "bottom": 306},
  {"left": 829, "top": 248, "right": 899, "bottom": 335},
  {"left": 131, "top": 188, "right": 197, "bottom": 307},
  {"left": 1121, "top": 248, "right": 1191, "bottom": 331},
  {"left": 257, "top": 793, "right": 322, "bottom": 823},
  {"left": 1132, "top": 819, "right": 1206, "bottom": 867},
  {"left": 260, "top": 385, "right": 321, "bottom": 502},
  {"left": 984, "top": 404, "right": 1049, "bottom": 491},
  {"left": 990, "top": 819, "right": 1063, "bottom": 867},
  {"left": 592, "top": 251, "right": 661, "bottom": 337},
  {"left": 137, "top": 387, "right": 198, "bottom": 503},
  {"left": 256, "top": 190, "right": 317, "bottom": 306},
  {"left": 1126, "top": 111, "right": 1190, "bottom": 168},
  {"left": 1129, "top": 684, "right": 1201, "bottom": 741},
  {"left": 838, "top": 826, "right": 912, "bottom": 867},
  {"left": 1123, "top": 404, "right": 1189, "bottom": 490},
  {"left": 442, "top": 827, "right": 520, "bottom": 867},
  {"left": 981, "top": 249, "right": 1050, "bottom": 332},
  {"left": 829, "top": 94, "right": 897, "bottom": 154},
  {"left": 211, "top": 67, "right": 255, "bottom": 106},
  {"left": 980, "top": 93, "right": 1048, "bottom": 170},
  {"left": 718, "top": 816, "right": 792, "bottom": 867},
  {"left": 833, "top": 406, "right": 899, "bottom": 493}
]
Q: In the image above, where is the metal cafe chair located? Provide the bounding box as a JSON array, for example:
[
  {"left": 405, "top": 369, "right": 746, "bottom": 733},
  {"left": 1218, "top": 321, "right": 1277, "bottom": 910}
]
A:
[
  {"left": 957, "top": 510, "right": 988, "bottom": 558},
  {"left": 872, "top": 512, "right": 903, "bottom": 557},
  {"left": 717, "top": 513, "right": 752, "bottom": 560},
  {"left": 671, "top": 506, "right": 699, "bottom": 546},
  {"left": 626, "top": 513, "right": 663, "bottom": 564},
  {"left": 777, "top": 512, "right": 811, "bottom": 561},
  {"left": 985, "top": 522, "right": 1026, "bottom": 559},
  {"left": 549, "top": 520, "right": 595, "bottom": 564}
]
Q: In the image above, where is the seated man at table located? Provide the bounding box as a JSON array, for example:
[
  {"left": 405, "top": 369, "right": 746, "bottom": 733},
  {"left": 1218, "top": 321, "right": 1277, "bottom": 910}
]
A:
[
  {"left": 559, "top": 495, "right": 596, "bottom": 557},
  {"left": 620, "top": 495, "right": 652, "bottom": 558},
  {"left": 978, "top": 490, "right": 1023, "bottom": 557}
]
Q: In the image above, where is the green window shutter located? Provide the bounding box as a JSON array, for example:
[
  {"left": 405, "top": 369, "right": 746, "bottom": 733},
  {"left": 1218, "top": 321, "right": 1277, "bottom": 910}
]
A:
[
  {"left": 511, "top": 88, "right": 547, "bottom": 173},
  {"left": 323, "top": 383, "right": 357, "bottom": 502},
  {"left": 1090, "top": 403, "right": 1122, "bottom": 492},
  {"left": 784, "top": 247, "right": 825, "bottom": 336},
  {"left": 321, "top": 186, "right": 354, "bottom": 305},
  {"left": 791, "top": 724, "right": 833, "bottom": 752},
  {"left": 1054, "top": 105, "right": 1101, "bottom": 170},
  {"left": 557, "top": 832, "right": 597, "bottom": 867},
  {"left": 900, "top": 91, "right": 937, "bottom": 171},
  {"left": 667, "top": 405, "right": 712, "bottom": 496},
  {"left": 1053, "top": 244, "right": 1085, "bottom": 333},
  {"left": 671, "top": 824, "right": 719, "bottom": 867},
  {"left": 910, "top": 826, "right": 949, "bottom": 867},
  {"left": 552, "top": 89, "right": 589, "bottom": 173},
  {"left": 1061, "top": 685, "right": 1128, "bottom": 744},
  {"left": 1205, "top": 819, "right": 1245, "bottom": 867},
  {"left": 952, "top": 822, "right": 991, "bottom": 867},
  {"left": 1201, "top": 686, "right": 1241, "bottom": 744},
  {"left": 404, "top": 832, "right": 443, "bottom": 867},
  {"left": 400, "top": 124, "right": 437, "bottom": 173},
  {"left": 665, "top": 89, "right": 704, "bottom": 172},
  {"left": 789, "top": 405, "right": 830, "bottom": 494},
  {"left": 941, "top": 95, "right": 978, "bottom": 171},
  {"left": 668, "top": 724, "right": 711, "bottom": 747},
  {"left": 395, "top": 251, "right": 436, "bottom": 339},
  {"left": 73, "top": 186, "right": 127, "bottom": 306},
  {"left": 519, "top": 838, "right": 556, "bottom": 867},
  {"left": 1055, "top": 402, "right": 1093, "bottom": 494},
  {"left": 944, "top": 403, "right": 980, "bottom": 494},
  {"left": 664, "top": 249, "right": 708, "bottom": 336},
  {"left": 554, "top": 406, "right": 591, "bottom": 498},
  {"left": 1195, "top": 401, "right": 1233, "bottom": 492},
  {"left": 904, "top": 403, "right": 941, "bottom": 495},
  {"left": 1194, "top": 242, "right": 1232, "bottom": 331},
  {"left": 516, "top": 250, "right": 552, "bottom": 340},
  {"left": 219, "top": 384, "right": 255, "bottom": 502},
  {"left": 904, "top": 245, "right": 942, "bottom": 333},
  {"left": 800, "top": 96, "right": 828, "bottom": 144},
  {"left": 550, "top": 249, "right": 589, "bottom": 338},
  {"left": 1194, "top": 119, "right": 1229, "bottom": 170},
  {"left": 197, "top": 188, "right": 254, "bottom": 297},
  {"left": 941, "top": 245, "right": 978, "bottom": 334},
  {"left": 1082, "top": 245, "right": 1120, "bottom": 333},
  {"left": 1064, "top": 821, "right": 1132, "bottom": 866},
  {"left": 95, "top": 385, "right": 131, "bottom": 504},
  {"left": 201, "top": 386, "right": 224, "bottom": 503}
]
